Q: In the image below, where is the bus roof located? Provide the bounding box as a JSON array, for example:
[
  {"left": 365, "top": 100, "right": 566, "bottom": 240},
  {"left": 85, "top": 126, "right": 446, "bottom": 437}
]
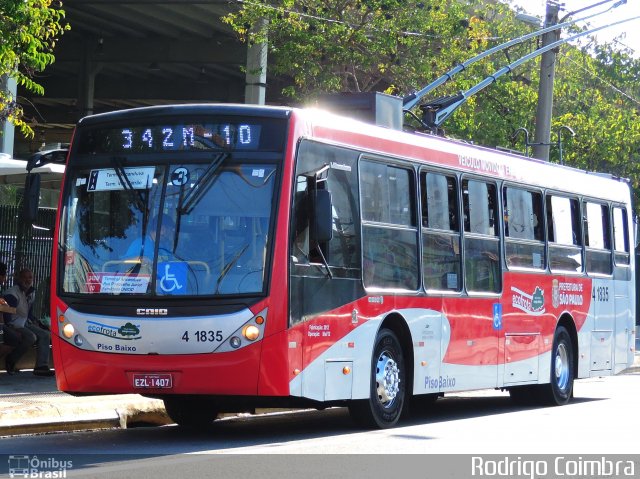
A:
[
  {"left": 77, "top": 103, "right": 293, "bottom": 127},
  {"left": 74, "top": 103, "right": 630, "bottom": 204},
  {"left": 291, "top": 107, "right": 631, "bottom": 204}
]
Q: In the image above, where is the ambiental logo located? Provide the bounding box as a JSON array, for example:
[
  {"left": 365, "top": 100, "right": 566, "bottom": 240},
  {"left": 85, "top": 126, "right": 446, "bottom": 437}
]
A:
[
  {"left": 511, "top": 286, "right": 545, "bottom": 316},
  {"left": 87, "top": 320, "right": 141, "bottom": 340}
]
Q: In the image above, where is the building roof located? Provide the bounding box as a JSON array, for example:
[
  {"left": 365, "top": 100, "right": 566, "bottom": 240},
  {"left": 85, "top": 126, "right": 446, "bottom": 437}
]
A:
[{"left": 17, "top": 1, "right": 273, "bottom": 155}]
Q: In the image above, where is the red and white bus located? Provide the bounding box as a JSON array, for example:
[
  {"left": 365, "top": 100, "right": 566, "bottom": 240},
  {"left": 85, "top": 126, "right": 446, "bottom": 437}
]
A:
[{"left": 51, "top": 104, "right": 636, "bottom": 429}]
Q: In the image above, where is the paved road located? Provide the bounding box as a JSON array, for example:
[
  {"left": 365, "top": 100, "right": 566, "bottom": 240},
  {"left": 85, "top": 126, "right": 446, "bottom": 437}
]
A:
[{"left": 2, "top": 373, "right": 638, "bottom": 465}]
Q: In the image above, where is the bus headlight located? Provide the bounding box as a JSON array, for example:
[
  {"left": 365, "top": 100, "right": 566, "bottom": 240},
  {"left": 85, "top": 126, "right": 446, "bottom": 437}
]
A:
[
  {"left": 74, "top": 335, "right": 84, "bottom": 346},
  {"left": 62, "top": 323, "right": 75, "bottom": 339},
  {"left": 243, "top": 325, "right": 260, "bottom": 341},
  {"left": 213, "top": 308, "right": 267, "bottom": 353}
]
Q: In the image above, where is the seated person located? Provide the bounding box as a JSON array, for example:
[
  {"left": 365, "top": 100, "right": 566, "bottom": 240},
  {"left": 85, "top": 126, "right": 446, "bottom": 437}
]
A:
[
  {"left": 0, "top": 299, "right": 16, "bottom": 365},
  {"left": 1, "top": 318, "right": 30, "bottom": 375},
  {"left": 3, "top": 268, "right": 54, "bottom": 376},
  {"left": 0, "top": 261, "right": 18, "bottom": 369}
]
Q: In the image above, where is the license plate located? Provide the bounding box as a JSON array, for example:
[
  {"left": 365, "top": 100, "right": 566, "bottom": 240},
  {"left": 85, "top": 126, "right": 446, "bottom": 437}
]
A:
[{"left": 133, "top": 373, "right": 173, "bottom": 389}]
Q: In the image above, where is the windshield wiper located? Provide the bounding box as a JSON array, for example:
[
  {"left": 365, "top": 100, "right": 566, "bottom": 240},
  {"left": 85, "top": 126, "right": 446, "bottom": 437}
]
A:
[
  {"left": 214, "top": 243, "right": 250, "bottom": 294},
  {"left": 178, "top": 152, "right": 229, "bottom": 215},
  {"left": 173, "top": 180, "right": 186, "bottom": 254},
  {"left": 111, "top": 156, "right": 148, "bottom": 214}
]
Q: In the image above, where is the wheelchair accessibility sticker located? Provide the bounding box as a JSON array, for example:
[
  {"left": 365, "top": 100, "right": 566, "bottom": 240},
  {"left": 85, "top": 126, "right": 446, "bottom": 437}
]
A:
[
  {"left": 492, "top": 303, "right": 503, "bottom": 330},
  {"left": 157, "top": 262, "right": 187, "bottom": 295}
]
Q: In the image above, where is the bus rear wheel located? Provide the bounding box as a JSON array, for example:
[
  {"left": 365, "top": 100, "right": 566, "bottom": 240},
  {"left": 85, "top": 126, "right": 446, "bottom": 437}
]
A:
[
  {"left": 163, "top": 396, "right": 219, "bottom": 429},
  {"left": 539, "top": 326, "right": 574, "bottom": 405},
  {"left": 348, "top": 328, "right": 406, "bottom": 429}
]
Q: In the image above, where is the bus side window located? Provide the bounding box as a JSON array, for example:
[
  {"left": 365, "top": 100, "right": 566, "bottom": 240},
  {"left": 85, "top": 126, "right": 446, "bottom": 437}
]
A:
[
  {"left": 291, "top": 141, "right": 361, "bottom": 273},
  {"left": 547, "top": 195, "right": 583, "bottom": 273},
  {"left": 292, "top": 176, "right": 311, "bottom": 264},
  {"left": 583, "top": 201, "right": 612, "bottom": 275},
  {"left": 503, "top": 187, "right": 545, "bottom": 270},
  {"left": 613, "top": 207, "right": 630, "bottom": 266},
  {"left": 421, "top": 171, "right": 461, "bottom": 291},
  {"left": 462, "top": 179, "right": 500, "bottom": 293},
  {"left": 361, "top": 160, "right": 418, "bottom": 290}
]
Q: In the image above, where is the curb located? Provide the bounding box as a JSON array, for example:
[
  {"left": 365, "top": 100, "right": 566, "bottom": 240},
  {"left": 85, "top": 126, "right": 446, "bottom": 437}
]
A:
[
  {"left": 116, "top": 401, "right": 173, "bottom": 429},
  {"left": 619, "top": 351, "right": 640, "bottom": 374},
  {"left": 0, "top": 399, "right": 171, "bottom": 437},
  {"left": 621, "top": 365, "right": 640, "bottom": 374}
]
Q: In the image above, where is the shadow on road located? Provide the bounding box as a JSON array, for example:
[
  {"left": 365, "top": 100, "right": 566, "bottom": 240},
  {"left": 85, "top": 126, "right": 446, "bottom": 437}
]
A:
[{"left": 1, "top": 390, "right": 605, "bottom": 468}]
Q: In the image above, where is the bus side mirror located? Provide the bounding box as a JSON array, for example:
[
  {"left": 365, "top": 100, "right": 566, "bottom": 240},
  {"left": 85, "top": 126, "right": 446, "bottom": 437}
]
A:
[
  {"left": 311, "top": 189, "right": 333, "bottom": 244},
  {"left": 22, "top": 173, "right": 41, "bottom": 222},
  {"left": 26, "top": 148, "right": 68, "bottom": 172}
]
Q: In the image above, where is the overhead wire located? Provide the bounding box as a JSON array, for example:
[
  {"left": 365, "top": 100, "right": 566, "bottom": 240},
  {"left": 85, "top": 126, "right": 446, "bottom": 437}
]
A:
[
  {"left": 558, "top": 50, "right": 640, "bottom": 107},
  {"left": 235, "top": 0, "right": 503, "bottom": 41}
]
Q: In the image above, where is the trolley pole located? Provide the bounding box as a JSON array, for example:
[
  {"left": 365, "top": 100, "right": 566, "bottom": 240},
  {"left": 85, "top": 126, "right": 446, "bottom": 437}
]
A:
[{"left": 532, "top": 1, "right": 560, "bottom": 161}]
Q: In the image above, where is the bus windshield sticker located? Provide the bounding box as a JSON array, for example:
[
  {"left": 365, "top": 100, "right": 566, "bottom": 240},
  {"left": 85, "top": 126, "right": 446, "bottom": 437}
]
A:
[
  {"left": 170, "top": 167, "right": 189, "bottom": 186},
  {"left": 157, "top": 262, "right": 187, "bottom": 295},
  {"left": 330, "top": 162, "right": 351, "bottom": 172},
  {"left": 87, "top": 167, "right": 155, "bottom": 192},
  {"left": 86, "top": 272, "right": 150, "bottom": 294}
]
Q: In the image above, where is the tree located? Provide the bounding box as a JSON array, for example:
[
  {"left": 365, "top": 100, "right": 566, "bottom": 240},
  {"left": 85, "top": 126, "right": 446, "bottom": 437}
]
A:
[
  {"left": 0, "top": 0, "right": 69, "bottom": 138},
  {"left": 551, "top": 41, "right": 640, "bottom": 208},
  {"left": 225, "top": 1, "right": 640, "bottom": 212},
  {"left": 223, "top": 1, "right": 545, "bottom": 139},
  {"left": 223, "top": 0, "right": 507, "bottom": 101}
]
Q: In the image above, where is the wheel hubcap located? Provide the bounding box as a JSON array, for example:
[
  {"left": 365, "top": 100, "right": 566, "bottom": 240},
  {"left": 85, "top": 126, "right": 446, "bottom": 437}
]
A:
[
  {"left": 554, "top": 343, "right": 569, "bottom": 391},
  {"left": 376, "top": 351, "right": 400, "bottom": 408}
]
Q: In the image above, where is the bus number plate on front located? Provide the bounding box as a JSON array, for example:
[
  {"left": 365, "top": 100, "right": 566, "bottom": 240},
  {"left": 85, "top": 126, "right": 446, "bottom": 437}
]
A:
[{"left": 133, "top": 373, "right": 173, "bottom": 389}]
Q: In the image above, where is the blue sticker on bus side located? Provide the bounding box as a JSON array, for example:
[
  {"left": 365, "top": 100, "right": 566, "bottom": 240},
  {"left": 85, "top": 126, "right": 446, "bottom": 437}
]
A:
[
  {"left": 157, "top": 262, "right": 187, "bottom": 295},
  {"left": 492, "top": 303, "right": 503, "bottom": 330}
]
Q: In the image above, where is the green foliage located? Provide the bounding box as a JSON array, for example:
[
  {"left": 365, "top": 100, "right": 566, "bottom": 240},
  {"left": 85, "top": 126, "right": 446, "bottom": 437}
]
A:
[
  {"left": 225, "top": 1, "right": 640, "bottom": 212},
  {"left": 0, "top": 184, "right": 19, "bottom": 205},
  {"left": 0, "top": 0, "right": 69, "bottom": 138},
  {"left": 224, "top": 0, "right": 501, "bottom": 100}
]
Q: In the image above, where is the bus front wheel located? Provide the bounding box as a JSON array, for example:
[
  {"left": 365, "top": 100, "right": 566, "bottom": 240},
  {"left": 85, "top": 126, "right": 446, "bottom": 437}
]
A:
[
  {"left": 163, "top": 396, "right": 219, "bottom": 429},
  {"left": 348, "top": 328, "right": 406, "bottom": 429},
  {"left": 540, "top": 326, "right": 574, "bottom": 405}
]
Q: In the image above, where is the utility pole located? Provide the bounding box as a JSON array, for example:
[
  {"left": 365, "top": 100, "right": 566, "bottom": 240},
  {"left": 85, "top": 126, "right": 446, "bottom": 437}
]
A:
[
  {"left": 1, "top": 75, "right": 17, "bottom": 156},
  {"left": 245, "top": 18, "right": 268, "bottom": 105},
  {"left": 532, "top": 1, "right": 561, "bottom": 161}
]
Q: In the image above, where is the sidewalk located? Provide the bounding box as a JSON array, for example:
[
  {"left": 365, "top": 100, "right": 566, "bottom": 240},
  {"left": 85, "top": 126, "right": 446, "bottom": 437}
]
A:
[
  {"left": 0, "top": 371, "right": 170, "bottom": 437},
  {"left": 1, "top": 353, "right": 639, "bottom": 437}
]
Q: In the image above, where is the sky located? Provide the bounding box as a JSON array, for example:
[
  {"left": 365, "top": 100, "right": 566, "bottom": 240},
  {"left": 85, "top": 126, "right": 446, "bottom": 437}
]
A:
[{"left": 512, "top": 0, "right": 640, "bottom": 56}]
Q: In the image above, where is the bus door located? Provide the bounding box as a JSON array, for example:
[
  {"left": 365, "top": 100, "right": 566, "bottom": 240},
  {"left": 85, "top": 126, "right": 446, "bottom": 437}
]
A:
[
  {"left": 290, "top": 141, "right": 362, "bottom": 401},
  {"left": 502, "top": 187, "right": 546, "bottom": 386},
  {"left": 612, "top": 207, "right": 633, "bottom": 370},
  {"left": 613, "top": 278, "right": 632, "bottom": 370},
  {"left": 454, "top": 178, "right": 501, "bottom": 389},
  {"left": 584, "top": 202, "right": 615, "bottom": 372}
]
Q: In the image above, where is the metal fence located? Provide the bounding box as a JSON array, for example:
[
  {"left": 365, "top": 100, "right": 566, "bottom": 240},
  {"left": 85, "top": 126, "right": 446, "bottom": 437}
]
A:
[{"left": 0, "top": 205, "right": 56, "bottom": 319}]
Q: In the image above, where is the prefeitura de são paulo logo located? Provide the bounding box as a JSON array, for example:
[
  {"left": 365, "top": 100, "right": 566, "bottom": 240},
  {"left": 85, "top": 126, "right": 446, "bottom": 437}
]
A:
[{"left": 8, "top": 455, "right": 72, "bottom": 478}]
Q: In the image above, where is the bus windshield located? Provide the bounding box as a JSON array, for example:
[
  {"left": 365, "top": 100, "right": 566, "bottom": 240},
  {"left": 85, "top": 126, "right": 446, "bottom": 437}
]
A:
[{"left": 61, "top": 161, "right": 276, "bottom": 296}]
